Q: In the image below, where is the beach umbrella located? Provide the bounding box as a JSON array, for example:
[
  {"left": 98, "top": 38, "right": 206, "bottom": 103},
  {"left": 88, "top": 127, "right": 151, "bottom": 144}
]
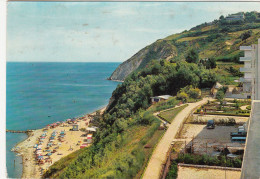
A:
[
  {"left": 34, "top": 144, "right": 38, "bottom": 148},
  {"left": 37, "top": 156, "right": 43, "bottom": 159},
  {"left": 47, "top": 153, "right": 52, "bottom": 156},
  {"left": 35, "top": 150, "right": 42, "bottom": 154}
]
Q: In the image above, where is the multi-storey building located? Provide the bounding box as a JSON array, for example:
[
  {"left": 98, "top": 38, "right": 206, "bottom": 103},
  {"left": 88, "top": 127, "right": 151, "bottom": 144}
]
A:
[
  {"left": 240, "top": 39, "right": 260, "bottom": 100},
  {"left": 240, "top": 39, "right": 260, "bottom": 178}
]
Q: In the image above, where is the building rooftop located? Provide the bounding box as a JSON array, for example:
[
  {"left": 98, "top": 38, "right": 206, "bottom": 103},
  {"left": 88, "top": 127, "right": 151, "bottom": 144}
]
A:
[
  {"left": 240, "top": 46, "right": 253, "bottom": 51},
  {"left": 151, "top": 95, "right": 172, "bottom": 100}
]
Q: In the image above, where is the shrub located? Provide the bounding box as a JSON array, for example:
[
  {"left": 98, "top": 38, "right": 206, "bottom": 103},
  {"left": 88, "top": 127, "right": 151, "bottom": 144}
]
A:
[
  {"left": 176, "top": 153, "right": 242, "bottom": 168},
  {"left": 186, "top": 48, "right": 199, "bottom": 64},
  {"left": 166, "top": 161, "right": 178, "bottom": 179},
  {"left": 177, "top": 92, "right": 188, "bottom": 102}
]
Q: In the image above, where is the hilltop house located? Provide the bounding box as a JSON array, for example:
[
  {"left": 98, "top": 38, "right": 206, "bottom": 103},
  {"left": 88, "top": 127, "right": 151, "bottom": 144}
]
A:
[
  {"left": 226, "top": 13, "right": 244, "bottom": 22},
  {"left": 151, "top": 95, "right": 172, "bottom": 104}
]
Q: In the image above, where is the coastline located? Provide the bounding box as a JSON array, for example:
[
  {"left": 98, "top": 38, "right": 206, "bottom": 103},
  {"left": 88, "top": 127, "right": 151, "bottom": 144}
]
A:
[
  {"left": 107, "top": 78, "right": 124, "bottom": 83},
  {"left": 12, "top": 106, "right": 107, "bottom": 179}
]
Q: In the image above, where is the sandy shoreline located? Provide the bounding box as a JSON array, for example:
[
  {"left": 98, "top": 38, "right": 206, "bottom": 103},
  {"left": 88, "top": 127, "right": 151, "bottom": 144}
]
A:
[{"left": 12, "top": 106, "right": 107, "bottom": 179}]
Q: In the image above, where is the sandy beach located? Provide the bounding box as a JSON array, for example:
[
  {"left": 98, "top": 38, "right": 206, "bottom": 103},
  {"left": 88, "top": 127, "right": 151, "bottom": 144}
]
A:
[{"left": 13, "top": 107, "right": 106, "bottom": 179}]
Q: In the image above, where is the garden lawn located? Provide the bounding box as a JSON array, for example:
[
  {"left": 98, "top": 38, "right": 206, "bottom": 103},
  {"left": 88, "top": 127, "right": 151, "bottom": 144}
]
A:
[{"left": 158, "top": 104, "right": 188, "bottom": 123}]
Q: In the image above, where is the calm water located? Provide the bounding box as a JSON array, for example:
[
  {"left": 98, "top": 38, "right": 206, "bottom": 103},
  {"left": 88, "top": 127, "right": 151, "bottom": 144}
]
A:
[{"left": 6, "top": 62, "right": 120, "bottom": 178}]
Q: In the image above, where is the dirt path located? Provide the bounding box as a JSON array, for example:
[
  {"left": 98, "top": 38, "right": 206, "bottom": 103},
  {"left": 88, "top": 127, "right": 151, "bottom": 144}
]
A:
[{"left": 142, "top": 98, "right": 212, "bottom": 179}]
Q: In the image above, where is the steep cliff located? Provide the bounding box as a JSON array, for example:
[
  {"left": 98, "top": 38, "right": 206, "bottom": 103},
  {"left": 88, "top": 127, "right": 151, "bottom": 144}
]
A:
[{"left": 108, "top": 40, "right": 177, "bottom": 81}]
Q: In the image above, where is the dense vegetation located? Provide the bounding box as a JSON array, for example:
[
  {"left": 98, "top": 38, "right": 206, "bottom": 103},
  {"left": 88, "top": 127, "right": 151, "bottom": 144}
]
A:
[{"left": 44, "top": 59, "right": 218, "bottom": 178}]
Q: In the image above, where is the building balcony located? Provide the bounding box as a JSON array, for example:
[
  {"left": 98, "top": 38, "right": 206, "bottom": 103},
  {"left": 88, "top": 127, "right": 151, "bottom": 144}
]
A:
[
  {"left": 240, "top": 67, "right": 252, "bottom": 73},
  {"left": 240, "top": 57, "right": 251, "bottom": 62},
  {"left": 240, "top": 46, "right": 252, "bottom": 51},
  {"left": 240, "top": 77, "right": 252, "bottom": 82}
]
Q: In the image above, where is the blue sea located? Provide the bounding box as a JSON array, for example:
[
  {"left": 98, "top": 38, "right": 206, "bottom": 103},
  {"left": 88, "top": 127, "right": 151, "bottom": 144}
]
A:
[{"left": 6, "top": 62, "right": 120, "bottom": 178}]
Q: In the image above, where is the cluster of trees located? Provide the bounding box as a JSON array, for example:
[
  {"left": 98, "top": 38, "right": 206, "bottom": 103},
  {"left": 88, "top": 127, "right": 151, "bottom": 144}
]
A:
[
  {"left": 185, "top": 48, "right": 216, "bottom": 69},
  {"left": 244, "top": 12, "right": 258, "bottom": 22},
  {"left": 177, "top": 85, "right": 201, "bottom": 102}
]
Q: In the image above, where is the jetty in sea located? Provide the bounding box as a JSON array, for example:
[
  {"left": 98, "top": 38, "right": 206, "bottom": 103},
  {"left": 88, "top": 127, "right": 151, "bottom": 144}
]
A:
[{"left": 6, "top": 129, "right": 34, "bottom": 134}]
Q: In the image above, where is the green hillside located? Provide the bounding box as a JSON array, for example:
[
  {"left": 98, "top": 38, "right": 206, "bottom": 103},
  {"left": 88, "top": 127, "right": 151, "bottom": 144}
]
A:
[{"left": 109, "top": 11, "right": 260, "bottom": 81}]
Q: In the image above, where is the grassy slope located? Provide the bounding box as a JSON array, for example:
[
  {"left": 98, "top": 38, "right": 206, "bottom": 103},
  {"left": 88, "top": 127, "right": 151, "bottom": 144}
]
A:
[
  {"left": 163, "top": 23, "right": 260, "bottom": 61},
  {"left": 158, "top": 104, "right": 188, "bottom": 123},
  {"left": 43, "top": 111, "right": 165, "bottom": 178}
]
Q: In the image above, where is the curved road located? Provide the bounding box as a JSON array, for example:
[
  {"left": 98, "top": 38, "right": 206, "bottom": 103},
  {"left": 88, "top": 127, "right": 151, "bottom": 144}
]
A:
[{"left": 143, "top": 97, "right": 212, "bottom": 179}]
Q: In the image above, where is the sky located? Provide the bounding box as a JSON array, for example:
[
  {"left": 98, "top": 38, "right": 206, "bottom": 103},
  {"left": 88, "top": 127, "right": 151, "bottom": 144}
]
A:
[{"left": 7, "top": 2, "right": 260, "bottom": 62}]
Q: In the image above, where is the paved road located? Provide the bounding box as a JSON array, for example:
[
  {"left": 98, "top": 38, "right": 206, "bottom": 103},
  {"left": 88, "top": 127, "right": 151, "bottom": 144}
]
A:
[{"left": 142, "top": 98, "right": 212, "bottom": 179}]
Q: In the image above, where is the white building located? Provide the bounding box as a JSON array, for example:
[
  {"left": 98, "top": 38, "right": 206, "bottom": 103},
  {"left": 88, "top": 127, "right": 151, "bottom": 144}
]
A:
[
  {"left": 240, "top": 39, "right": 260, "bottom": 100},
  {"left": 240, "top": 39, "right": 260, "bottom": 178},
  {"left": 226, "top": 13, "right": 244, "bottom": 22},
  {"left": 150, "top": 95, "right": 172, "bottom": 104}
]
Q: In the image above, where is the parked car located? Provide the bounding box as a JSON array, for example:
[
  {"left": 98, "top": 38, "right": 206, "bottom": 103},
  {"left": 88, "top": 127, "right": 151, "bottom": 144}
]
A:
[
  {"left": 207, "top": 120, "right": 215, "bottom": 129},
  {"left": 230, "top": 131, "right": 247, "bottom": 138},
  {"left": 231, "top": 136, "right": 246, "bottom": 143}
]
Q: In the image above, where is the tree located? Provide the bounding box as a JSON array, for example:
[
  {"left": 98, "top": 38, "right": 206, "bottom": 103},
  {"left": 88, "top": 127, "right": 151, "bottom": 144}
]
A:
[
  {"left": 177, "top": 92, "right": 188, "bottom": 102},
  {"left": 188, "top": 88, "right": 201, "bottom": 99},
  {"left": 245, "top": 12, "right": 257, "bottom": 22},
  {"left": 185, "top": 49, "right": 199, "bottom": 64},
  {"left": 216, "top": 90, "right": 225, "bottom": 102},
  {"left": 240, "top": 30, "right": 252, "bottom": 41},
  {"left": 205, "top": 58, "right": 217, "bottom": 69},
  {"left": 219, "top": 15, "right": 224, "bottom": 20}
]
